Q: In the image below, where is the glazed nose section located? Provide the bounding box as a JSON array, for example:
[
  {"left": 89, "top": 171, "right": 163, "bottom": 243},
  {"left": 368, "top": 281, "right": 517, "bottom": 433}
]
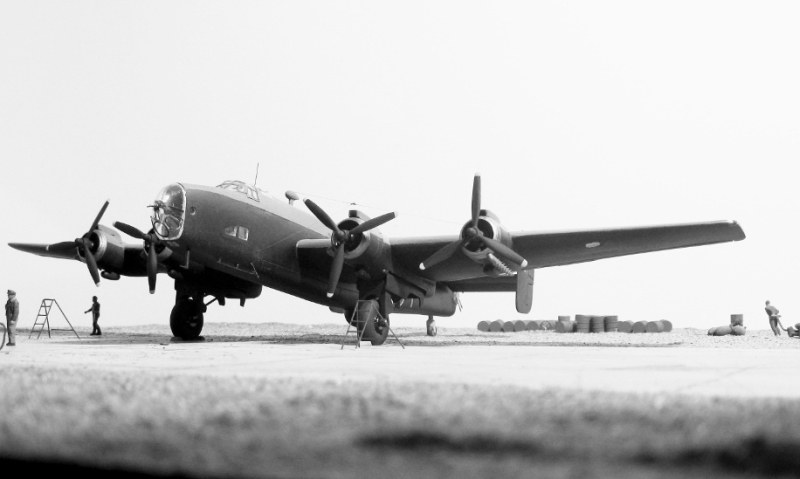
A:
[{"left": 151, "top": 183, "right": 187, "bottom": 240}]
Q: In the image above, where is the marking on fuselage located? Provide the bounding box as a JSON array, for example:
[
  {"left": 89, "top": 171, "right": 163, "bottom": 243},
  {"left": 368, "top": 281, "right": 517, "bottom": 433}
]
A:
[{"left": 585, "top": 241, "right": 601, "bottom": 248}]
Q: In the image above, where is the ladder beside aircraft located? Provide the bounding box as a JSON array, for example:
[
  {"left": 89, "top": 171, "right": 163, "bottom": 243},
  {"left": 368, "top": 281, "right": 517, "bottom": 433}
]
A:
[
  {"left": 341, "top": 300, "right": 404, "bottom": 349},
  {"left": 29, "top": 298, "right": 81, "bottom": 340}
]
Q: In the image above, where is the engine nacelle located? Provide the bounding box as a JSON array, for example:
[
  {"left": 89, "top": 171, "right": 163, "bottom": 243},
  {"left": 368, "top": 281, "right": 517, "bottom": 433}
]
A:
[
  {"left": 337, "top": 210, "right": 392, "bottom": 280},
  {"left": 460, "top": 210, "right": 516, "bottom": 275},
  {"left": 80, "top": 224, "right": 126, "bottom": 272}
]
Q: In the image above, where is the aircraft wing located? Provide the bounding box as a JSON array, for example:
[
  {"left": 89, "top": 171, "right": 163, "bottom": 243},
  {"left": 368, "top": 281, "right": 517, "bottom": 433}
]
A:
[
  {"left": 8, "top": 242, "right": 81, "bottom": 260},
  {"left": 390, "top": 220, "right": 745, "bottom": 290},
  {"left": 510, "top": 220, "right": 745, "bottom": 268},
  {"left": 9, "top": 242, "right": 149, "bottom": 278}
]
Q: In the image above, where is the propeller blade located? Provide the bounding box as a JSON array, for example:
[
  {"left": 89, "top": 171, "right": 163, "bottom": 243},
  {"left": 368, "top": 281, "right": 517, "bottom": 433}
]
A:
[
  {"left": 327, "top": 244, "right": 345, "bottom": 298},
  {"left": 419, "top": 239, "right": 463, "bottom": 270},
  {"left": 147, "top": 244, "right": 157, "bottom": 294},
  {"left": 304, "top": 199, "right": 342, "bottom": 234},
  {"left": 47, "top": 240, "right": 81, "bottom": 253},
  {"left": 350, "top": 212, "right": 396, "bottom": 235},
  {"left": 471, "top": 174, "right": 481, "bottom": 227},
  {"left": 480, "top": 236, "right": 528, "bottom": 268},
  {"left": 113, "top": 221, "right": 148, "bottom": 240},
  {"left": 90, "top": 200, "right": 110, "bottom": 231},
  {"left": 82, "top": 239, "right": 101, "bottom": 286}
]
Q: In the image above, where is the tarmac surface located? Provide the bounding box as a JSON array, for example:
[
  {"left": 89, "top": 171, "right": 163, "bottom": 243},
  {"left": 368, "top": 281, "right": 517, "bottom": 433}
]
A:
[
  {"left": 3, "top": 332, "right": 799, "bottom": 399},
  {"left": 1, "top": 323, "right": 799, "bottom": 478}
]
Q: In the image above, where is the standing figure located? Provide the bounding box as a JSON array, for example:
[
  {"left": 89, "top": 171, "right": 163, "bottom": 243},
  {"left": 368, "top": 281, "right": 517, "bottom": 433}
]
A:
[
  {"left": 764, "top": 300, "right": 783, "bottom": 336},
  {"left": 5, "top": 290, "right": 19, "bottom": 346},
  {"left": 85, "top": 296, "right": 101, "bottom": 336}
]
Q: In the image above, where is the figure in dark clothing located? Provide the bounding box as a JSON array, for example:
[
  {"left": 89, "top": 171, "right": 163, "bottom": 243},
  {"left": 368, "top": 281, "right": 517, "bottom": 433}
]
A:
[
  {"left": 765, "top": 300, "right": 783, "bottom": 336},
  {"left": 5, "top": 290, "right": 19, "bottom": 346},
  {"left": 85, "top": 296, "right": 101, "bottom": 336}
]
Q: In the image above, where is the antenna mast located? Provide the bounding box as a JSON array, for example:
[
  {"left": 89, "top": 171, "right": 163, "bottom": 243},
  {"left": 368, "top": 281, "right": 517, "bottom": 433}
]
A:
[{"left": 254, "top": 163, "right": 260, "bottom": 187}]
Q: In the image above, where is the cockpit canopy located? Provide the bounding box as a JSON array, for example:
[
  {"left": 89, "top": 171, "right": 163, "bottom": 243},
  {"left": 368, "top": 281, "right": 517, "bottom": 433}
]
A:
[
  {"left": 152, "top": 183, "right": 186, "bottom": 240},
  {"left": 217, "top": 180, "right": 274, "bottom": 202}
]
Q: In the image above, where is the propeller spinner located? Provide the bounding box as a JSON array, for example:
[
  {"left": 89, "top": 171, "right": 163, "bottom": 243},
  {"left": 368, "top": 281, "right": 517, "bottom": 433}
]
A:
[
  {"left": 46, "top": 200, "right": 110, "bottom": 286},
  {"left": 303, "top": 199, "right": 396, "bottom": 298},
  {"left": 113, "top": 221, "right": 161, "bottom": 294},
  {"left": 419, "top": 174, "right": 528, "bottom": 271}
]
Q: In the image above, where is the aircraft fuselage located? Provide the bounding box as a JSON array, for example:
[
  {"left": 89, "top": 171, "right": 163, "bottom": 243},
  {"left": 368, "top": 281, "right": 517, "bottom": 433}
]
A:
[{"left": 161, "top": 182, "right": 361, "bottom": 308}]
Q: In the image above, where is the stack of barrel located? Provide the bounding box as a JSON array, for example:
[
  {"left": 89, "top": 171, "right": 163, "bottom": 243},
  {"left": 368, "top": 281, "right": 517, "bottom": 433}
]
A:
[
  {"left": 707, "top": 314, "right": 746, "bottom": 336},
  {"left": 558, "top": 315, "right": 671, "bottom": 334},
  {"left": 477, "top": 319, "right": 559, "bottom": 333},
  {"left": 478, "top": 316, "right": 673, "bottom": 333}
]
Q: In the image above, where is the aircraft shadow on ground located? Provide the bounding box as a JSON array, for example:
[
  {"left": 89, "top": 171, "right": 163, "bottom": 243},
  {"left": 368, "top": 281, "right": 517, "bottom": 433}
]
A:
[
  {"left": 23, "top": 330, "right": 687, "bottom": 348},
  {"left": 22, "top": 330, "right": 445, "bottom": 347}
]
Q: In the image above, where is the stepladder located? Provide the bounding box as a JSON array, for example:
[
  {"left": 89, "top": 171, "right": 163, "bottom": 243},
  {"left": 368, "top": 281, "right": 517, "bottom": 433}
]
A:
[
  {"left": 341, "top": 300, "right": 404, "bottom": 349},
  {"left": 29, "top": 298, "right": 81, "bottom": 340}
]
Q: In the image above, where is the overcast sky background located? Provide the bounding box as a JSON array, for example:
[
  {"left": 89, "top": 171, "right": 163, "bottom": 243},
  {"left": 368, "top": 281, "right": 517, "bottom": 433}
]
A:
[{"left": 1, "top": 1, "right": 797, "bottom": 332}]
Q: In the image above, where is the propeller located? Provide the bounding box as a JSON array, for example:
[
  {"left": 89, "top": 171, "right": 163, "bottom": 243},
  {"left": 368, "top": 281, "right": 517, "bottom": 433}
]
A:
[
  {"left": 419, "top": 174, "right": 528, "bottom": 271},
  {"left": 303, "top": 199, "right": 396, "bottom": 298},
  {"left": 113, "top": 221, "right": 160, "bottom": 294},
  {"left": 47, "top": 200, "right": 110, "bottom": 286}
]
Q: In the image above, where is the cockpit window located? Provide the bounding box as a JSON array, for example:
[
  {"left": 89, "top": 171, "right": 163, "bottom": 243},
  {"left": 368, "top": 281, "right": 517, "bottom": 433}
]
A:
[
  {"left": 224, "top": 225, "right": 250, "bottom": 241},
  {"left": 152, "top": 183, "right": 186, "bottom": 240}
]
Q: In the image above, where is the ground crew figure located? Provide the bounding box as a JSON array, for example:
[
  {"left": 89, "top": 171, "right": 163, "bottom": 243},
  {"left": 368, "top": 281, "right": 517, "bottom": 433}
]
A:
[
  {"left": 85, "top": 296, "right": 101, "bottom": 336},
  {"left": 6, "top": 290, "right": 19, "bottom": 346},
  {"left": 765, "top": 300, "right": 783, "bottom": 336}
]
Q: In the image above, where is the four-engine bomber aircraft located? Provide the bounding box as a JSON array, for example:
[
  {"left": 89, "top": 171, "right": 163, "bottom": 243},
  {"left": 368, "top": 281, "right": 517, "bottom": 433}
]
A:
[{"left": 9, "top": 174, "right": 745, "bottom": 345}]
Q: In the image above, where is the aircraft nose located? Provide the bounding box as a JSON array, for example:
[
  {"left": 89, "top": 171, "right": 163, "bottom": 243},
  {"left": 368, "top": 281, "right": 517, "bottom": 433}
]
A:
[{"left": 151, "top": 183, "right": 187, "bottom": 240}]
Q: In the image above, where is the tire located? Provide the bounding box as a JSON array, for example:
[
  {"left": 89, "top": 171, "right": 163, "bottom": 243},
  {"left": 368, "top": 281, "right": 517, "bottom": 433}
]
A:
[
  {"left": 170, "top": 298, "right": 204, "bottom": 339},
  {"left": 426, "top": 317, "right": 438, "bottom": 336},
  {"left": 356, "top": 300, "right": 389, "bottom": 346}
]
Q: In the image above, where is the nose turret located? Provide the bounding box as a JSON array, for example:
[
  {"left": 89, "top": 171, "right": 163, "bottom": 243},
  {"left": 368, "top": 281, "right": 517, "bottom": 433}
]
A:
[{"left": 152, "top": 183, "right": 187, "bottom": 240}]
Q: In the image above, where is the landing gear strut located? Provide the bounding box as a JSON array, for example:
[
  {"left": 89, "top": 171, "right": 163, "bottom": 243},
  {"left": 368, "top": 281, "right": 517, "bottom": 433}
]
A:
[{"left": 170, "top": 295, "right": 204, "bottom": 340}]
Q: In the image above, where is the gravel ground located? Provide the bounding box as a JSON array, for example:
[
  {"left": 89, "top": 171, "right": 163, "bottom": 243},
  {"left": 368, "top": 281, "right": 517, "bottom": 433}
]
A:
[
  {"left": 86, "top": 322, "right": 800, "bottom": 349},
  {"left": 1, "top": 323, "right": 798, "bottom": 479}
]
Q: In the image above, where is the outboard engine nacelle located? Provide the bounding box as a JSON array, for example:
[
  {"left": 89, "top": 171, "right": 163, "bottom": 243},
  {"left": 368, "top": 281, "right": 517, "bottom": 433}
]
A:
[
  {"left": 80, "top": 225, "right": 126, "bottom": 272},
  {"left": 461, "top": 209, "right": 517, "bottom": 275}
]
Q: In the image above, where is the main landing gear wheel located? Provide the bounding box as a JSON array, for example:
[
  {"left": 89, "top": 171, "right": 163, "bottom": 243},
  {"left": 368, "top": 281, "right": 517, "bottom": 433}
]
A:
[
  {"left": 426, "top": 316, "right": 438, "bottom": 337},
  {"left": 170, "top": 297, "right": 204, "bottom": 340},
  {"left": 356, "top": 300, "right": 389, "bottom": 346}
]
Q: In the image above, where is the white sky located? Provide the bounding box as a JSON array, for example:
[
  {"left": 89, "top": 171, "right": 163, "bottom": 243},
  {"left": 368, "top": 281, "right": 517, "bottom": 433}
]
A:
[{"left": 1, "top": 1, "right": 798, "bottom": 332}]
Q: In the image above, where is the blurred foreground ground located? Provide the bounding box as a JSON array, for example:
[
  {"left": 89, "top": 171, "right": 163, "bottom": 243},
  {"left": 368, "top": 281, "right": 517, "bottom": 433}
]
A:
[{"left": 1, "top": 323, "right": 798, "bottom": 479}]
